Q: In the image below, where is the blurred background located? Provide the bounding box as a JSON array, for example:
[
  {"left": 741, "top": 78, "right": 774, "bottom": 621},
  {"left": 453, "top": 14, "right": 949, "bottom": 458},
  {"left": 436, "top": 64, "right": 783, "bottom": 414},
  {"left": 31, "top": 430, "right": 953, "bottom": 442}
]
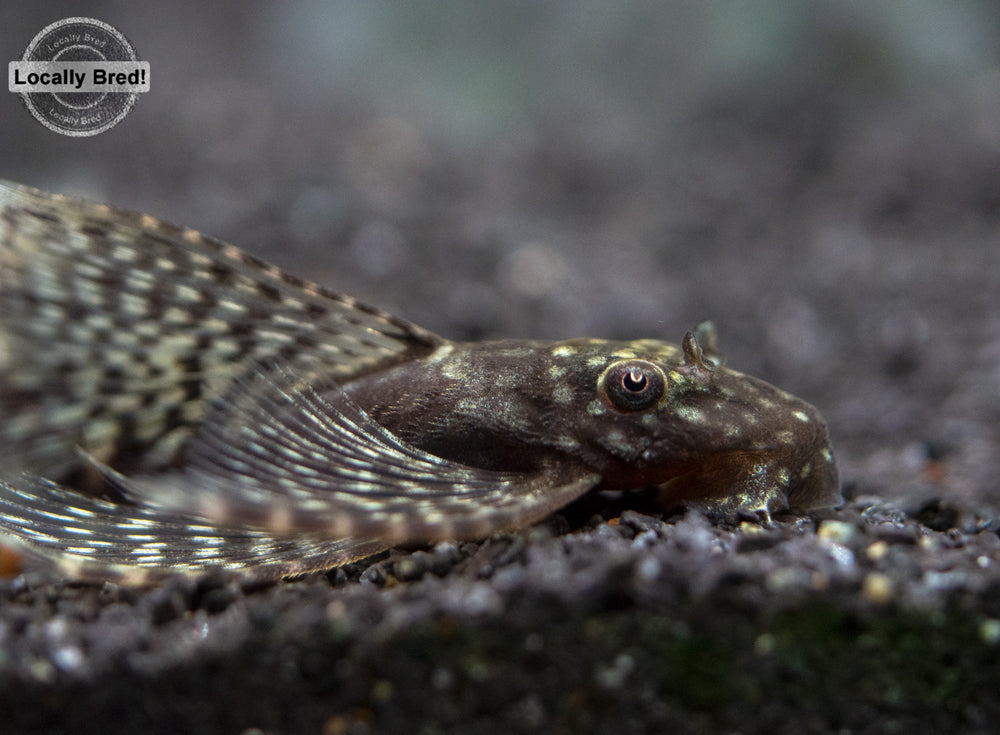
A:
[{"left": 2, "top": 2, "right": 1000, "bottom": 507}]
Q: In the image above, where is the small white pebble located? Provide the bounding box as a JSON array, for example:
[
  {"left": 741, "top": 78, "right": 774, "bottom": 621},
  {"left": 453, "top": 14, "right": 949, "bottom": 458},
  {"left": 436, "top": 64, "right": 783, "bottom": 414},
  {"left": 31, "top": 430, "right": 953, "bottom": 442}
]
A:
[
  {"left": 595, "top": 653, "right": 636, "bottom": 690},
  {"left": 52, "top": 646, "right": 85, "bottom": 673},
  {"left": 754, "top": 633, "right": 776, "bottom": 655},
  {"left": 432, "top": 667, "right": 455, "bottom": 690},
  {"left": 636, "top": 556, "right": 662, "bottom": 582},
  {"left": 817, "top": 520, "right": 856, "bottom": 544}
]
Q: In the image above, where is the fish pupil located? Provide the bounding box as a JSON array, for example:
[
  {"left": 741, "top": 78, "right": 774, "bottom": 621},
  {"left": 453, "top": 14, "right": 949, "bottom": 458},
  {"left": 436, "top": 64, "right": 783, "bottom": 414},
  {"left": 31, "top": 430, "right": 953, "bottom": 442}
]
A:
[
  {"left": 600, "top": 359, "right": 666, "bottom": 412},
  {"left": 622, "top": 370, "right": 647, "bottom": 392}
]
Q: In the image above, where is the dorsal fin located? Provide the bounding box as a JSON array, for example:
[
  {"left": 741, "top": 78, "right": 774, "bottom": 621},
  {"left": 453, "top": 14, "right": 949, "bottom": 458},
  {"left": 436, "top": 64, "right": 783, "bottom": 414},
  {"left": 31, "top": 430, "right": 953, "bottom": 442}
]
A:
[{"left": 0, "top": 180, "right": 443, "bottom": 476}]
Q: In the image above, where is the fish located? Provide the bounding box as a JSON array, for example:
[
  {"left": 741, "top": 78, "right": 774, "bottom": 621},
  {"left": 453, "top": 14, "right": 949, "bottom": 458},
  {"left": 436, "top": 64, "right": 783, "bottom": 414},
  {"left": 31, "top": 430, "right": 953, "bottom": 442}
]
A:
[{"left": 0, "top": 180, "right": 840, "bottom": 582}]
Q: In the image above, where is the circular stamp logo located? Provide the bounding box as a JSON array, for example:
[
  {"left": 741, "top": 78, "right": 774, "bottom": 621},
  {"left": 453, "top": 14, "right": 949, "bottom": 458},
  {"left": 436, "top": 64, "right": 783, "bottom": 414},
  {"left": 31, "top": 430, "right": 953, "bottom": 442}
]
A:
[{"left": 8, "top": 17, "right": 149, "bottom": 137}]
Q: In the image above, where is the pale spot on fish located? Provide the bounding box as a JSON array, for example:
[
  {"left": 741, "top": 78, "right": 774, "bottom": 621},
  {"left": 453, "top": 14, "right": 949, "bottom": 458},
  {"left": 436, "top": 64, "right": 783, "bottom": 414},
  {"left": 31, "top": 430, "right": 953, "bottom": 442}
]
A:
[
  {"left": 218, "top": 299, "right": 247, "bottom": 314},
  {"left": 124, "top": 270, "right": 154, "bottom": 290},
  {"left": 548, "top": 364, "right": 568, "bottom": 379},
  {"left": 793, "top": 411, "right": 811, "bottom": 423},
  {"left": 586, "top": 400, "right": 606, "bottom": 416},
  {"left": 676, "top": 406, "right": 705, "bottom": 424},
  {"left": 163, "top": 306, "right": 192, "bottom": 324},
  {"left": 428, "top": 344, "right": 455, "bottom": 363},
  {"left": 499, "top": 347, "right": 533, "bottom": 359},
  {"left": 553, "top": 384, "right": 573, "bottom": 404},
  {"left": 552, "top": 345, "right": 576, "bottom": 357},
  {"left": 602, "top": 429, "right": 629, "bottom": 453},
  {"left": 85, "top": 313, "right": 113, "bottom": 331},
  {"left": 121, "top": 293, "right": 147, "bottom": 317},
  {"left": 111, "top": 245, "right": 137, "bottom": 262},
  {"left": 175, "top": 284, "right": 202, "bottom": 303},
  {"left": 556, "top": 435, "right": 580, "bottom": 450},
  {"left": 441, "top": 360, "right": 469, "bottom": 380}
]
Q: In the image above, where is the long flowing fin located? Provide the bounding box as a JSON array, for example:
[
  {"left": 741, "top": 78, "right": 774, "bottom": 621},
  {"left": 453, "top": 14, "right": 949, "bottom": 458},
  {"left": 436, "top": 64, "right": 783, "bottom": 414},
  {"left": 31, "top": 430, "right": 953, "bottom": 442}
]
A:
[
  {"left": 0, "top": 180, "right": 442, "bottom": 476},
  {"left": 0, "top": 473, "right": 387, "bottom": 583},
  {"left": 0, "top": 363, "right": 599, "bottom": 580},
  {"left": 105, "top": 363, "right": 601, "bottom": 545}
]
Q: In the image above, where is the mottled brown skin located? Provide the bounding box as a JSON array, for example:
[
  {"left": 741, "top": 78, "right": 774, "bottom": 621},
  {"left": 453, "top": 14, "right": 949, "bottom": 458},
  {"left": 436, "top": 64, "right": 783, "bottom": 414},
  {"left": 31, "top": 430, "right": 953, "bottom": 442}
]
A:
[
  {"left": 341, "top": 336, "right": 840, "bottom": 521},
  {"left": 0, "top": 180, "right": 840, "bottom": 581}
]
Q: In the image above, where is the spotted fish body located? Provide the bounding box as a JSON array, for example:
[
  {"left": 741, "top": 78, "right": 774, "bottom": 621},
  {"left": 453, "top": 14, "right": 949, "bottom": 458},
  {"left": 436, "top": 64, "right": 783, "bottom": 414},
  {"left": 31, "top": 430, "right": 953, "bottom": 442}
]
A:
[{"left": 0, "top": 181, "right": 840, "bottom": 582}]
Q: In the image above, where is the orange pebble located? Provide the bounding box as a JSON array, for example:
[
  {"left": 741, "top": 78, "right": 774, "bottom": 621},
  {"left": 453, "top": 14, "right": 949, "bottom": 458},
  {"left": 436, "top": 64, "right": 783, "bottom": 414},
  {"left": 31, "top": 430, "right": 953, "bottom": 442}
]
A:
[{"left": 0, "top": 544, "right": 24, "bottom": 578}]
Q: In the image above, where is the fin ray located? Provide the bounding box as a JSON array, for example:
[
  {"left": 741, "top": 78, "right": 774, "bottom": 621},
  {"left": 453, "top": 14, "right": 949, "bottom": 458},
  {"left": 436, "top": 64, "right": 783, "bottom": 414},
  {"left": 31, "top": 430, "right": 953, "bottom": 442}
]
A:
[
  {"left": 109, "top": 363, "right": 601, "bottom": 544},
  {"left": 0, "top": 180, "right": 443, "bottom": 475},
  {"left": 0, "top": 473, "right": 386, "bottom": 582}
]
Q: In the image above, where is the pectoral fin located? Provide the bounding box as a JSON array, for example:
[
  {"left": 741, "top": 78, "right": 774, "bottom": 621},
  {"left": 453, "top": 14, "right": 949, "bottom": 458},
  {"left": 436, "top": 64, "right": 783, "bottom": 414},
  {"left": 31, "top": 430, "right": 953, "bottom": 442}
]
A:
[
  {"left": 0, "top": 363, "right": 599, "bottom": 580},
  {"left": 113, "top": 362, "right": 601, "bottom": 544}
]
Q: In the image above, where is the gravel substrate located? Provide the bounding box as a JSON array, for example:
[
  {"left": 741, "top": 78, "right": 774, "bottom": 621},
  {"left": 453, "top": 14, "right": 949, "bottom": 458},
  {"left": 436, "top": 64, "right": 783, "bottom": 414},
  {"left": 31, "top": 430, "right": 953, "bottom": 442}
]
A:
[{"left": 3, "top": 497, "right": 1000, "bottom": 734}]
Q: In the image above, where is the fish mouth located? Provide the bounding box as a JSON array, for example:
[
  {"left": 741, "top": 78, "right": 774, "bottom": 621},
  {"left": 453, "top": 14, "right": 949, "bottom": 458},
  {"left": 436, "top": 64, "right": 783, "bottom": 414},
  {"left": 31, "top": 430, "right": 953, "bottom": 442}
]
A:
[{"left": 604, "top": 441, "right": 842, "bottom": 521}]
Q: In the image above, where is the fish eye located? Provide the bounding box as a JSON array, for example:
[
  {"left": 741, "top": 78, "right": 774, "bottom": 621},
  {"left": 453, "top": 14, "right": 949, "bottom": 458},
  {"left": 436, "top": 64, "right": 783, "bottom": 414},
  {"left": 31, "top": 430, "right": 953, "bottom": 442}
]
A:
[{"left": 599, "top": 360, "right": 667, "bottom": 412}]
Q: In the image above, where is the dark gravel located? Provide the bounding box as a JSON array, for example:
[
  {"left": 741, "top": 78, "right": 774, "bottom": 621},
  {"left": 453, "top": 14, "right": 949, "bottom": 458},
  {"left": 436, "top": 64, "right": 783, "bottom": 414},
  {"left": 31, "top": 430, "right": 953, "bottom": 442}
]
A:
[
  {"left": 4, "top": 500, "right": 1000, "bottom": 734},
  {"left": 2, "top": 4, "right": 1000, "bottom": 734}
]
